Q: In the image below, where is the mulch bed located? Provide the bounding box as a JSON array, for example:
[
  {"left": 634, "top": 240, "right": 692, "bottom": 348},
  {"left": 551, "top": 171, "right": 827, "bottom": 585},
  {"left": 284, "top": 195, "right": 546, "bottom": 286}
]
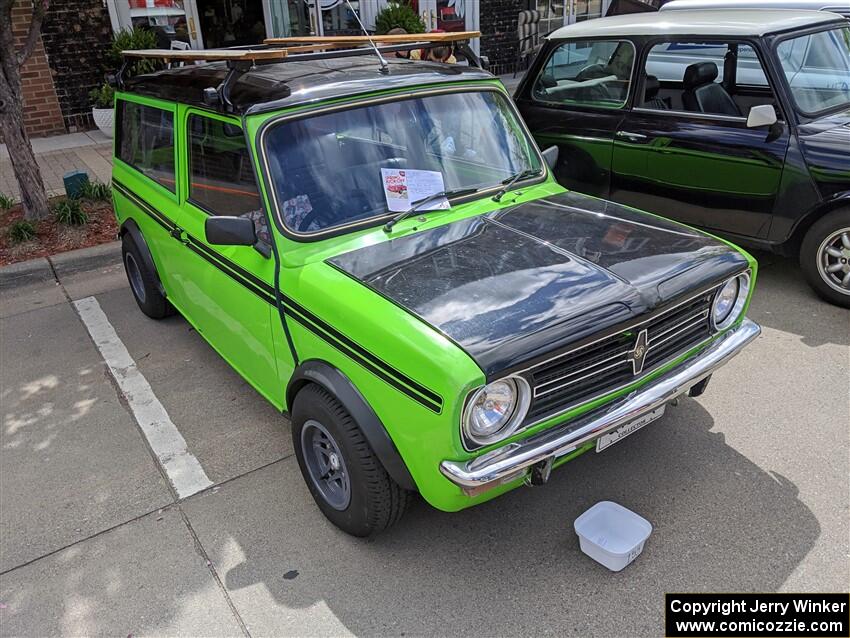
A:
[{"left": 0, "top": 197, "right": 117, "bottom": 266}]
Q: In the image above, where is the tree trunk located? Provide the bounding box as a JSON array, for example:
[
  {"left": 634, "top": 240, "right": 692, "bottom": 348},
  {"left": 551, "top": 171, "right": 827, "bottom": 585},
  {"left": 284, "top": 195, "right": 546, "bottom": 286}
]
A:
[
  {"left": 0, "top": 91, "right": 50, "bottom": 220},
  {"left": 0, "top": 0, "right": 51, "bottom": 221}
]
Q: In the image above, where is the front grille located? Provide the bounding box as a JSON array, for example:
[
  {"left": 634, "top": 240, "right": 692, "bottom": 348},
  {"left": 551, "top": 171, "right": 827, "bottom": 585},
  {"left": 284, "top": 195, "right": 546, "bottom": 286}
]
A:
[{"left": 525, "top": 288, "right": 716, "bottom": 423}]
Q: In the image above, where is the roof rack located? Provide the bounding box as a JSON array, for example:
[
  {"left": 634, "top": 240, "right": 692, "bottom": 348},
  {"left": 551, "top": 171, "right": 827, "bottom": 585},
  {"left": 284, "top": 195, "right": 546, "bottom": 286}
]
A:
[
  {"left": 115, "top": 31, "right": 483, "bottom": 112},
  {"left": 264, "top": 31, "right": 480, "bottom": 46}
]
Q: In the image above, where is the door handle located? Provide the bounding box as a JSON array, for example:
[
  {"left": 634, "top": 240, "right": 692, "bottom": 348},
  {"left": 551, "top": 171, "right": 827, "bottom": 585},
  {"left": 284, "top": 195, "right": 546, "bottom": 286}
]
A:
[{"left": 616, "top": 131, "right": 648, "bottom": 142}]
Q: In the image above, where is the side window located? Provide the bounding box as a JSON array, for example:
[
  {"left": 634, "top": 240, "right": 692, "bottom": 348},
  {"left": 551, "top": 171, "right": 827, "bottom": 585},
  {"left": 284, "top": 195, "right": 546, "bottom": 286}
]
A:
[
  {"left": 736, "top": 44, "right": 768, "bottom": 87},
  {"left": 187, "top": 114, "right": 268, "bottom": 243},
  {"left": 642, "top": 41, "right": 774, "bottom": 117},
  {"left": 533, "top": 39, "right": 634, "bottom": 108},
  {"left": 117, "top": 100, "right": 176, "bottom": 192}
]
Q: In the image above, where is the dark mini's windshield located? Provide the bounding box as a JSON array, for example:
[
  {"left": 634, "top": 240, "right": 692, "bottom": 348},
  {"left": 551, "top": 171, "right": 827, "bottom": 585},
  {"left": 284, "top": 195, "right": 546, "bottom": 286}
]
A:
[
  {"left": 777, "top": 26, "right": 850, "bottom": 116},
  {"left": 262, "top": 90, "right": 542, "bottom": 235}
]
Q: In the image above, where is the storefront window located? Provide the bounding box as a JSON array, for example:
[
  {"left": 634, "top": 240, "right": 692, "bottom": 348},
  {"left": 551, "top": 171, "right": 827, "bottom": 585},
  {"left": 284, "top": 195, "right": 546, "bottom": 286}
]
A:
[
  {"left": 537, "top": 0, "right": 565, "bottom": 36},
  {"left": 127, "top": 0, "right": 190, "bottom": 45},
  {"left": 196, "top": 0, "right": 267, "bottom": 48}
]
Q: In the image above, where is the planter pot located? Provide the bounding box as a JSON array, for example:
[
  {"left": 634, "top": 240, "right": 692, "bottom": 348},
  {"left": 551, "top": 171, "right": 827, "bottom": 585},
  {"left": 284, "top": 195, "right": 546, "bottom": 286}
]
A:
[{"left": 92, "top": 107, "right": 114, "bottom": 138}]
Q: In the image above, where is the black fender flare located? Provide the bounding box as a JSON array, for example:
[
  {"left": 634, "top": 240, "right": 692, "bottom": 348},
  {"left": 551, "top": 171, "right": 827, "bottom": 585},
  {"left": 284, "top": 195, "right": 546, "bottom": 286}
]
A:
[
  {"left": 119, "top": 218, "right": 165, "bottom": 295},
  {"left": 287, "top": 360, "right": 417, "bottom": 491}
]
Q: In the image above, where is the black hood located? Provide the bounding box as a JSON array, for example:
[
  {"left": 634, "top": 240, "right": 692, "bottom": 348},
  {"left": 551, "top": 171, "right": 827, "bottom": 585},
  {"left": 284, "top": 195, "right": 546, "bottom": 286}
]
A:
[{"left": 328, "top": 192, "right": 749, "bottom": 377}]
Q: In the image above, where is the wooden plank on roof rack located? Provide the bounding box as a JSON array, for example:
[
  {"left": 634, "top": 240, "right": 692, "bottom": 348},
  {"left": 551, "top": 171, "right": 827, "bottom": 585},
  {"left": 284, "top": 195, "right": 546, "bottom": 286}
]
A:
[
  {"left": 264, "top": 31, "right": 481, "bottom": 46},
  {"left": 123, "top": 48, "right": 292, "bottom": 62}
]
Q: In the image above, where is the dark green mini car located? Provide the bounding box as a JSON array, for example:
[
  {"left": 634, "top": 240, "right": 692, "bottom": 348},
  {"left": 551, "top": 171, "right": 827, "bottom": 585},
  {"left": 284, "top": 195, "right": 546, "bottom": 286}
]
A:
[{"left": 111, "top": 39, "right": 760, "bottom": 536}]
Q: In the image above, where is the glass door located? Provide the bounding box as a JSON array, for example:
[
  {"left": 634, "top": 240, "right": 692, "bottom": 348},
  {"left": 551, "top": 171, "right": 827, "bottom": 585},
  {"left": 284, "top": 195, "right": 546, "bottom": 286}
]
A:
[
  {"left": 416, "top": 0, "right": 478, "bottom": 53},
  {"left": 266, "top": 0, "right": 312, "bottom": 37},
  {"left": 110, "top": 0, "right": 203, "bottom": 48}
]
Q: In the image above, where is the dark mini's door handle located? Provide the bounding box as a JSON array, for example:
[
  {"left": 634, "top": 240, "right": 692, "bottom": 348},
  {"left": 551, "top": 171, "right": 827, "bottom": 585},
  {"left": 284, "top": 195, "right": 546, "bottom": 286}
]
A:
[{"left": 616, "top": 131, "right": 648, "bottom": 142}]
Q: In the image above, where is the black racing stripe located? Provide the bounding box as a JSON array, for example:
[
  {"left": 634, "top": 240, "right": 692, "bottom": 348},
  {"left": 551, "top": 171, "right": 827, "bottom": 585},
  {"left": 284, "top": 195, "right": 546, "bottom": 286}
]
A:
[
  {"left": 113, "top": 180, "right": 176, "bottom": 232},
  {"left": 284, "top": 309, "right": 441, "bottom": 412},
  {"left": 280, "top": 297, "right": 443, "bottom": 409},
  {"left": 186, "top": 235, "right": 276, "bottom": 297},
  {"left": 184, "top": 242, "right": 276, "bottom": 306},
  {"left": 282, "top": 303, "right": 442, "bottom": 412},
  {"left": 114, "top": 181, "right": 443, "bottom": 413}
]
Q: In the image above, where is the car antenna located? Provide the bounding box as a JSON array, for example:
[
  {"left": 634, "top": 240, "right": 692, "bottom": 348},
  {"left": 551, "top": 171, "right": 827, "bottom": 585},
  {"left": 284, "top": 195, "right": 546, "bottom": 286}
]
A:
[{"left": 342, "top": 0, "right": 390, "bottom": 75}]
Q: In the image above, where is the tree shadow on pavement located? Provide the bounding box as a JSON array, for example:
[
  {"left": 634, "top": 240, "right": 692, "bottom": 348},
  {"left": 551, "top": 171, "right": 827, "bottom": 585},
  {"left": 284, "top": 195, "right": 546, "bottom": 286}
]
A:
[{"left": 213, "top": 398, "right": 820, "bottom": 637}]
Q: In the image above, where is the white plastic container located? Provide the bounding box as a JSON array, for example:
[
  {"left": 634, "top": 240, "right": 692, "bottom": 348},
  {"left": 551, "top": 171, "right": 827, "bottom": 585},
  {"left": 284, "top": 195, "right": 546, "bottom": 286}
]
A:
[{"left": 574, "top": 501, "right": 652, "bottom": 572}]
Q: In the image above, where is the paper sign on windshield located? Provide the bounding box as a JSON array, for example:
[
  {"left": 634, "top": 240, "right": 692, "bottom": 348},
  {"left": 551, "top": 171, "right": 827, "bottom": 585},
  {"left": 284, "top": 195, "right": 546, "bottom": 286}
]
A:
[{"left": 381, "top": 169, "right": 449, "bottom": 213}]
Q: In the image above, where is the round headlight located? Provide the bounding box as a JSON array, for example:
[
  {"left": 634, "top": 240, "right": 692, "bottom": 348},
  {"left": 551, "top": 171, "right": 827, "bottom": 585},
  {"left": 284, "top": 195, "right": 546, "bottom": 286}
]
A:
[
  {"left": 711, "top": 272, "right": 750, "bottom": 330},
  {"left": 463, "top": 376, "right": 531, "bottom": 447}
]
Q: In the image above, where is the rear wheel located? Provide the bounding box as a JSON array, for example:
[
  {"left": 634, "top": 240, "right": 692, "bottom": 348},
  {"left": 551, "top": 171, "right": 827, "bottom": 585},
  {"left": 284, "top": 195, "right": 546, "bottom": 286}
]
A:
[
  {"left": 800, "top": 209, "right": 850, "bottom": 308},
  {"left": 121, "top": 234, "right": 175, "bottom": 319},
  {"left": 292, "top": 384, "right": 411, "bottom": 536}
]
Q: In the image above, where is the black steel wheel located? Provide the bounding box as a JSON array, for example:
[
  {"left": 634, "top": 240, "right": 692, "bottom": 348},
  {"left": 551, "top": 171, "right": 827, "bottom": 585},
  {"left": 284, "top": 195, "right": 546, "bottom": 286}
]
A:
[
  {"left": 291, "top": 384, "right": 411, "bottom": 537},
  {"left": 121, "top": 234, "right": 176, "bottom": 319}
]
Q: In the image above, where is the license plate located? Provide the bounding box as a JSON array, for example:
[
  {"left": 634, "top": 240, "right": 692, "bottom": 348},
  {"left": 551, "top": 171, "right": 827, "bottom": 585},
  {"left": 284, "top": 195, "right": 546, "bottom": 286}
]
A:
[{"left": 595, "top": 405, "right": 666, "bottom": 453}]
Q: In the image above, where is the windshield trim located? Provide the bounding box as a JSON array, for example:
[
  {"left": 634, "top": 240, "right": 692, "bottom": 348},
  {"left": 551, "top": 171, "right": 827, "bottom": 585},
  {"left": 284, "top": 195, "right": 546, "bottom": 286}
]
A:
[
  {"left": 256, "top": 84, "right": 548, "bottom": 243},
  {"left": 772, "top": 22, "right": 850, "bottom": 120}
]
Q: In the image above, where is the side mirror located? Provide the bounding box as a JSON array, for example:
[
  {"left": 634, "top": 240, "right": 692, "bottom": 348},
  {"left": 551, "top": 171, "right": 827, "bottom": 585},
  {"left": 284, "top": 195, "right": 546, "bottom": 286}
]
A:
[
  {"left": 746, "top": 104, "right": 778, "bottom": 128},
  {"left": 205, "top": 216, "right": 256, "bottom": 247},
  {"left": 542, "top": 145, "right": 559, "bottom": 170}
]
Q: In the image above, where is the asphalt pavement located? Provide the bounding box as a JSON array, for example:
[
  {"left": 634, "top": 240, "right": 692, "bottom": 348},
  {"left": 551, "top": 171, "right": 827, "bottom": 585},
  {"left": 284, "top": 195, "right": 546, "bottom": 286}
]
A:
[{"left": 0, "top": 243, "right": 847, "bottom": 637}]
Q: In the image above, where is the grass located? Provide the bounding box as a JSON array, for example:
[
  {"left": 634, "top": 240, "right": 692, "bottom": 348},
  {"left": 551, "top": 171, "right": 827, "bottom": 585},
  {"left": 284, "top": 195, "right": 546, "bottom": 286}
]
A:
[
  {"left": 53, "top": 198, "right": 88, "bottom": 226},
  {"left": 9, "top": 220, "right": 37, "bottom": 244},
  {"left": 78, "top": 180, "right": 112, "bottom": 201},
  {"left": 0, "top": 192, "right": 15, "bottom": 211}
]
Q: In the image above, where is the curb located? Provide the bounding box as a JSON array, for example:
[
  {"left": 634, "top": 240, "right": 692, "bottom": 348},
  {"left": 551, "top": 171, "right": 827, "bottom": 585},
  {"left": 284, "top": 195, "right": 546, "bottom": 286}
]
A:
[
  {"left": 0, "top": 240, "right": 121, "bottom": 290},
  {"left": 50, "top": 240, "right": 122, "bottom": 277}
]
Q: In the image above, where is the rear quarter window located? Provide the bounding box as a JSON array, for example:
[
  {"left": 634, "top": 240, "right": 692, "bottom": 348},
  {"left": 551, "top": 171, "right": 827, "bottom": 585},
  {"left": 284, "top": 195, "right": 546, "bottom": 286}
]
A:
[{"left": 116, "top": 100, "right": 176, "bottom": 193}]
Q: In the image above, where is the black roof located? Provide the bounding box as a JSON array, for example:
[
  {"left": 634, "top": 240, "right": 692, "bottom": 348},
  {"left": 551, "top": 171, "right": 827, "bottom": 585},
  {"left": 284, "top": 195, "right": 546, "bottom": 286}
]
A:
[{"left": 123, "top": 57, "right": 494, "bottom": 115}]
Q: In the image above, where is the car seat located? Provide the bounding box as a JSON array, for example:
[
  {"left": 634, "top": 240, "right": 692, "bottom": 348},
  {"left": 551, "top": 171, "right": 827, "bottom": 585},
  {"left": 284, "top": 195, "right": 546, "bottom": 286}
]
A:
[
  {"left": 682, "top": 62, "right": 740, "bottom": 116},
  {"left": 643, "top": 75, "right": 668, "bottom": 110}
]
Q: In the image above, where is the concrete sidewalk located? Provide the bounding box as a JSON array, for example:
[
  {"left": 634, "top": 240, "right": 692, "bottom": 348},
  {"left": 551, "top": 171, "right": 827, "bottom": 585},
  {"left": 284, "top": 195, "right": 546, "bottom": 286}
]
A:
[{"left": 0, "top": 131, "right": 112, "bottom": 202}]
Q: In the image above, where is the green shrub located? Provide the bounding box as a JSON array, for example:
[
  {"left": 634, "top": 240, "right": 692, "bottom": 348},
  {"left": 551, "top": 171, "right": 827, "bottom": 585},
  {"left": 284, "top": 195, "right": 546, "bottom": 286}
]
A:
[
  {"left": 375, "top": 1, "right": 425, "bottom": 34},
  {"left": 53, "top": 199, "right": 88, "bottom": 227},
  {"left": 0, "top": 192, "right": 14, "bottom": 211},
  {"left": 108, "top": 28, "right": 159, "bottom": 75},
  {"left": 9, "top": 220, "right": 36, "bottom": 244},
  {"left": 89, "top": 83, "right": 114, "bottom": 109},
  {"left": 79, "top": 180, "right": 112, "bottom": 201}
]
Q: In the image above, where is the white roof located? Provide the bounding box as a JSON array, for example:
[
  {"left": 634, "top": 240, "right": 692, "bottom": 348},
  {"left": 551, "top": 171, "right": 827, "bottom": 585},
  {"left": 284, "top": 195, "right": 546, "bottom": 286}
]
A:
[
  {"left": 661, "top": 0, "right": 850, "bottom": 14},
  {"left": 547, "top": 9, "right": 842, "bottom": 39}
]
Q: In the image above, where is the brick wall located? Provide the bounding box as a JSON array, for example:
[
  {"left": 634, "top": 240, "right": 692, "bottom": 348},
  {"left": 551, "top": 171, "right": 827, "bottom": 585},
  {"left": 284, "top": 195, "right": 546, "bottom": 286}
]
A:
[
  {"left": 479, "top": 0, "right": 529, "bottom": 76},
  {"left": 41, "top": 0, "right": 113, "bottom": 132},
  {"left": 10, "top": 0, "right": 66, "bottom": 138}
]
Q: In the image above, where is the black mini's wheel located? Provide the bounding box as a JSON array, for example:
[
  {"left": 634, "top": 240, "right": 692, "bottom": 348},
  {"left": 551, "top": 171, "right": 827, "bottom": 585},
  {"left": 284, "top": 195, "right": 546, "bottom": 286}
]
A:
[
  {"left": 121, "top": 234, "right": 175, "bottom": 319},
  {"left": 292, "top": 384, "right": 411, "bottom": 537},
  {"left": 800, "top": 209, "right": 850, "bottom": 308}
]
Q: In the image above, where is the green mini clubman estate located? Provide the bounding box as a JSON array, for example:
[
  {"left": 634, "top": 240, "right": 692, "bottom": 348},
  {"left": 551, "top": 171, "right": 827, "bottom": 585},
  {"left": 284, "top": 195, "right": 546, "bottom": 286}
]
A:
[{"left": 111, "top": 39, "right": 761, "bottom": 536}]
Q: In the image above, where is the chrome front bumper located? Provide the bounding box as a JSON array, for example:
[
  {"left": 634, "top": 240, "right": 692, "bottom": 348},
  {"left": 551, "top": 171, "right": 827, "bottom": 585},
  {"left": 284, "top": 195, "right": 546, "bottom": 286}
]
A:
[{"left": 440, "top": 318, "right": 761, "bottom": 494}]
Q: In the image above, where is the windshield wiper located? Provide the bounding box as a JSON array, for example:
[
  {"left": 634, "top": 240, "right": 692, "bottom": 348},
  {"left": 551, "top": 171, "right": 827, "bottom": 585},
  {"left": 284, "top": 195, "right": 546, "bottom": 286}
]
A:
[
  {"left": 492, "top": 168, "right": 543, "bottom": 202},
  {"left": 383, "top": 187, "right": 480, "bottom": 233}
]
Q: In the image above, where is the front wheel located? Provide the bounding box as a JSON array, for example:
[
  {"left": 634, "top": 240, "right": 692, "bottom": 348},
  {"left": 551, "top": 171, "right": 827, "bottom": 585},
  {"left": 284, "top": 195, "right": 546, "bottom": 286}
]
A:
[
  {"left": 291, "top": 384, "right": 411, "bottom": 536},
  {"left": 800, "top": 209, "right": 850, "bottom": 308}
]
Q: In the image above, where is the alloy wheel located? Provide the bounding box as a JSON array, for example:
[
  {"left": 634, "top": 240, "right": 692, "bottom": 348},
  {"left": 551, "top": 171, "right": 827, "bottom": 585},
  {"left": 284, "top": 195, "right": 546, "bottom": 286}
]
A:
[{"left": 818, "top": 227, "right": 850, "bottom": 296}]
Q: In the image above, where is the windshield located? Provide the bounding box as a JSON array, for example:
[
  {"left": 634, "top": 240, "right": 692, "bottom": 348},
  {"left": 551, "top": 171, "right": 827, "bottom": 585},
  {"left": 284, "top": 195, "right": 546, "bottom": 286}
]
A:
[
  {"left": 262, "top": 90, "right": 542, "bottom": 235},
  {"left": 777, "top": 26, "right": 850, "bottom": 116}
]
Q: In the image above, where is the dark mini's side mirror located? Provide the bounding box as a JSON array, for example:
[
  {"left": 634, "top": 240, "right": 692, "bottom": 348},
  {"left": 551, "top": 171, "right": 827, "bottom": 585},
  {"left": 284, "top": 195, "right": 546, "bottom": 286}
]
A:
[
  {"left": 205, "top": 216, "right": 256, "bottom": 247},
  {"left": 542, "top": 145, "right": 559, "bottom": 170}
]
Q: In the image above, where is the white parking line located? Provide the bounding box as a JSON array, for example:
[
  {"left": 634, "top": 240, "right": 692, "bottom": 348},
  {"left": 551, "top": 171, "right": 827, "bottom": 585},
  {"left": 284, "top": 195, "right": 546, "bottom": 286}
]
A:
[{"left": 73, "top": 296, "right": 213, "bottom": 499}]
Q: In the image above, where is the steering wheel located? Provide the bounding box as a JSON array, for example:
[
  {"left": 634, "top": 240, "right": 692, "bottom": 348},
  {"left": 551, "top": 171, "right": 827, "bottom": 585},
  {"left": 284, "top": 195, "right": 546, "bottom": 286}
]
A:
[
  {"left": 575, "top": 63, "right": 608, "bottom": 82},
  {"left": 296, "top": 189, "right": 373, "bottom": 232}
]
